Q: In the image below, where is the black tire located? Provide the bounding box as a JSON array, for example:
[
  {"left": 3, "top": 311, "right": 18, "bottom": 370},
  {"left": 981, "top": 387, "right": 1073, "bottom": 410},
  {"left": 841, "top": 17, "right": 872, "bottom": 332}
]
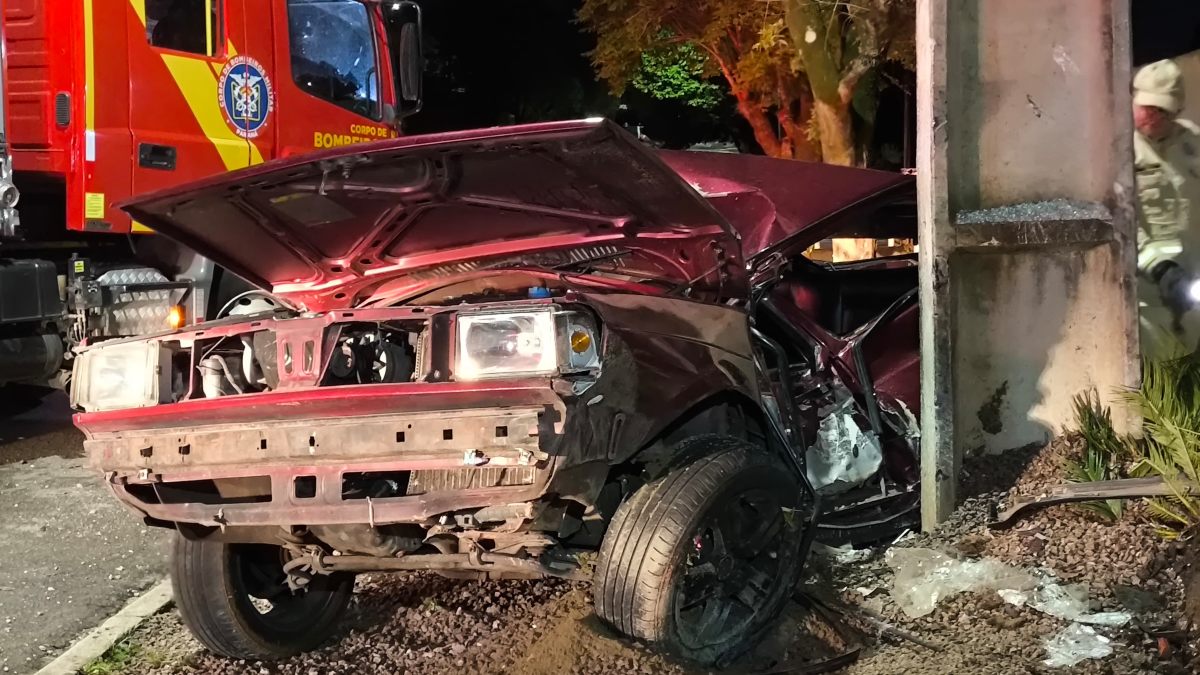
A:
[
  {"left": 593, "top": 435, "right": 805, "bottom": 665},
  {"left": 170, "top": 533, "right": 354, "bottom": 660}
]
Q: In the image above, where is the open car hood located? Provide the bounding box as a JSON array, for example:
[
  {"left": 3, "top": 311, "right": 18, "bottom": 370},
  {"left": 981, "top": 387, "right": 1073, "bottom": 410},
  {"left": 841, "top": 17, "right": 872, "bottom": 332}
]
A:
[
  {"left": 658, "top": 150, "right": 915, "bottom": 261},
  {"left": 122, "top": 120, "right": 745, "bottom": 311}
]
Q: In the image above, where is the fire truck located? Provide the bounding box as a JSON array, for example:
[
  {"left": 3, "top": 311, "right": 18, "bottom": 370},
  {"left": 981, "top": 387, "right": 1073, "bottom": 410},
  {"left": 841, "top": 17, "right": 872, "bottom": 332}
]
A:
[{"left": 0, "top": 0, "right": 422, "bottom": 386}]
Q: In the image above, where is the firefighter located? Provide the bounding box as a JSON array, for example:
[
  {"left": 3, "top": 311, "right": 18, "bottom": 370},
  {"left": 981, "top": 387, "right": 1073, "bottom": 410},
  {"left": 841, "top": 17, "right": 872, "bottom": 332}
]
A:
[{"left": 1134, "top": 59, "right": 1200, "bottom": 351}]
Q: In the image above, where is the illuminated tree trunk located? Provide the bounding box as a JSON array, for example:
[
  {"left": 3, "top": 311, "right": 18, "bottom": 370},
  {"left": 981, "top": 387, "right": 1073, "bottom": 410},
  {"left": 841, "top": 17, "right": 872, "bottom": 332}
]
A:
[
  {"left": 724, "top": 67, "right": 819, "bottom": 161},
  {"left": 778, "top": 85, "right": 821, "bottom": 162},
  {"left": 730, "top": 85, "right": 784, "bottom": 158},
  {"left": 784, "top": 0, "right": 859, "bottom": 167},
  {"left": 812, "top": 98, "right": 855, "bottom": 166}
]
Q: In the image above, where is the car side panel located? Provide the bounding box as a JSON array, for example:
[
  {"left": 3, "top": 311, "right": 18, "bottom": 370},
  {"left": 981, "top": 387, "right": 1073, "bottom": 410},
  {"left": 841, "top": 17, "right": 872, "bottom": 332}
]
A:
[{"left": 580, "top": 293, "right": 759, "bottom": 464}]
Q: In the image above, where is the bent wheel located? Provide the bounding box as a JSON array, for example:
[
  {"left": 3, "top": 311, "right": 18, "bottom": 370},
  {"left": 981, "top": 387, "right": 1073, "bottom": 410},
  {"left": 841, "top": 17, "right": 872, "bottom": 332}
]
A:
[
  {"left": 170, "top": 534, "right": 354, "bottom": 660},
  {"left": 593, "top": 435, "right": 805, "bottom": 665}
]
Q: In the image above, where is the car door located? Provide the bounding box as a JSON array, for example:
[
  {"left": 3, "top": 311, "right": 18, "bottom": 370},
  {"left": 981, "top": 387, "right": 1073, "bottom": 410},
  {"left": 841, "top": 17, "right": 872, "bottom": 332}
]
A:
[{"left": 841, "top": 290, "right": 920, "bottom": 414}]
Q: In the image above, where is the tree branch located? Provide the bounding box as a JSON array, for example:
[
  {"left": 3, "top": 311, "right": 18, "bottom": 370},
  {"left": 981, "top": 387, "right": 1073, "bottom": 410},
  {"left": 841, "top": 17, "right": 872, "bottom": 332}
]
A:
[
  {"left": 835, "top": 0, "right": 901, "bottom": 104},
  {"left": 837, "top": 56, "right": 875, "bottom": 104}
]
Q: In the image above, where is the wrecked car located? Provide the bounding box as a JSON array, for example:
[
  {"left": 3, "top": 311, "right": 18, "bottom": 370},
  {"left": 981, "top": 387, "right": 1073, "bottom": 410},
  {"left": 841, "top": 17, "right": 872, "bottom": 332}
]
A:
[{"left": 71, "top": 120, "right": 920, "bottom": 664}]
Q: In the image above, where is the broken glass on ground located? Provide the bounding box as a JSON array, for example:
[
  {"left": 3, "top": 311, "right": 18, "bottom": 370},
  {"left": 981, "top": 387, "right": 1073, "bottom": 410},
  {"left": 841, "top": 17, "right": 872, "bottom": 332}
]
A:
[
  {"left": 886, "top": 547, "right": 1131, "bottom": 627},
  {"left": 1043, "top": 624, "right": 1113, "bottom": 668},
  {"left": 999, "top": 583, "right": 1132, "bottom": 627},
  {"left": 886, "top": 548, "right": 1037, "bottom": 618}
]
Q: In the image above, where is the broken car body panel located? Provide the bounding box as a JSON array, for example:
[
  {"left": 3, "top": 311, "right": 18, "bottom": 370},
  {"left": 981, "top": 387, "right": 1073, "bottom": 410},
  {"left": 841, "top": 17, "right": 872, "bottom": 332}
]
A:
[
  {"left": 76, "top": 121, "right": 923, "bottom": 619},
  {"left": 74, "top": 292, "right": 760, "bottom": 530},
  {"left": 658, "top": 149, "right": 914, "bottom": 260},
  {"left": 122, "top": 120, "right": 747, "bottom": 312},
  {"left": 663, "top": 147, "right": 920, "bottom": 415}
]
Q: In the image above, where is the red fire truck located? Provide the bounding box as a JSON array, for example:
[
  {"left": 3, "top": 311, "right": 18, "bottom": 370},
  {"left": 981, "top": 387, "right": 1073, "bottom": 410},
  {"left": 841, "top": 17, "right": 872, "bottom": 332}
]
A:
[{"left": 0, "top": 0, "right": 422, "bottom": 385}]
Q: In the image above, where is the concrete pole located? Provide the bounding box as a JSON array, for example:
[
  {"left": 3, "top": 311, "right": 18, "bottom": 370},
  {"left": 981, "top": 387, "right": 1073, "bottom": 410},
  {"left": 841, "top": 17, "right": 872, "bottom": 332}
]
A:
[{"left": 917, "top": 0, "right": 1140, "bottom": 530}]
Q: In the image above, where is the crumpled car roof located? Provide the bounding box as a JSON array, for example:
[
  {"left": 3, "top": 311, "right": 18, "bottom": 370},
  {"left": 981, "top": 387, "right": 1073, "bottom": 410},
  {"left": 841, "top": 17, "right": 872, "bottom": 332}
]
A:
[{"left": 658, "top": 150, "right": 915, "bottom": 259}]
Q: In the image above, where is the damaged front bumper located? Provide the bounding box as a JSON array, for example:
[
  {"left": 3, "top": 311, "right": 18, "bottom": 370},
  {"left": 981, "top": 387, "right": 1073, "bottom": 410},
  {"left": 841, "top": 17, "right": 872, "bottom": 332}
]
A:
[{"left": 78, "top": 382, "right": 568, "bottom": 528}]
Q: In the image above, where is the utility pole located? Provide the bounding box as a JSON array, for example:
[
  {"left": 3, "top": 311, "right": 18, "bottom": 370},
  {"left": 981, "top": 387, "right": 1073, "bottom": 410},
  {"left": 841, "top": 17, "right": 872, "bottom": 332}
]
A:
[{"left": 916, "top": 0, "right": 1140, "bottom": 529}]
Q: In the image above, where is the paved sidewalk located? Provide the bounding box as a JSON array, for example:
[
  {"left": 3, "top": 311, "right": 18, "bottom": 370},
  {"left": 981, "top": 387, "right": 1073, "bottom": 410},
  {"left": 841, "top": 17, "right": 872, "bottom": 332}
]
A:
[{"left": 0, "top": 389, "right": 167, "bottom": 674}]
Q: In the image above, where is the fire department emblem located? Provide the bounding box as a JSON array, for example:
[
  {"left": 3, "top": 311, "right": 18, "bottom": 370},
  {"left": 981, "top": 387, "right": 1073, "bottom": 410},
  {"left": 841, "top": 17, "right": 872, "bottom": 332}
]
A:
[{"left": 218, "top": 56, "right": 275, "bottom": 139}]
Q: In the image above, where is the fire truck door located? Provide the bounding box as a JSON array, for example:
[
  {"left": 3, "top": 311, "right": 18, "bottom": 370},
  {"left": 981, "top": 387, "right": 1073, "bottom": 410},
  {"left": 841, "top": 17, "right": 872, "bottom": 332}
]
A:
[
  {"left": 129, "top": 0, "right": 253, "bottom": 210},
  {"left": 271, "top": 0, "right": 397, "bottom": 159},
  {"left": 236, "top": 0, "right": 276, "bottom": 164}
]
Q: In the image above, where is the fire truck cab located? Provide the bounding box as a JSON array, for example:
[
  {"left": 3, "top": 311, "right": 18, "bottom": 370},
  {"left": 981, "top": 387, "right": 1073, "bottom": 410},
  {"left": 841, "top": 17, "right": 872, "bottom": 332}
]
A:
[{"left": 0, "top": 0, "right": 422, "bottom": 386}]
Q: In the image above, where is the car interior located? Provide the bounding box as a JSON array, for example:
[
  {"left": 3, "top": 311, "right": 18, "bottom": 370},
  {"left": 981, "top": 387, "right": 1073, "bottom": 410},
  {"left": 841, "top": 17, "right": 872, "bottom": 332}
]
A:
[
  {"left": 765, "top": 197, "right": 918, "bottom": 337},
  {"left": 749, "top": 193, "right": 922, "bottom": 527},
  {"left": 770, "top": 258, "right": 917, "bottom": 337}
]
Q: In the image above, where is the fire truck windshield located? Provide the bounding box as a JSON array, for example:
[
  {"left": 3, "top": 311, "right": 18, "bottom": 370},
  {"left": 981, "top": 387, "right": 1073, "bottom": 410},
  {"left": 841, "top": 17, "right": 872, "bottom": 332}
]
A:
[{"left": 287, "top": 0, "right": 381, "bottom": 120}]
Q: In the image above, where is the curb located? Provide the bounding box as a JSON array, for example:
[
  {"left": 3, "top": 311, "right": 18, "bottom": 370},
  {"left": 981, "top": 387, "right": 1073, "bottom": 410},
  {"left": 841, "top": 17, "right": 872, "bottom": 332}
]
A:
[{"left": 35, "top": 579, "right": 173, "bottom": 675}]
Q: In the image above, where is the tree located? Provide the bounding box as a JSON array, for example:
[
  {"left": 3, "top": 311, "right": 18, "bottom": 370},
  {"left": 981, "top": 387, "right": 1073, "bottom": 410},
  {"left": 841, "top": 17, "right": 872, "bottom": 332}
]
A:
[
  {"left": 578, "top": 0, "right": 819, "bottom": 161},
  {"left": 783, "top": 0, "right": 915, "bottom": 165},
  {"left": 632, "top": 42, "right": 728, "bottom": 113},
  {"left": 580, "top": 0, "right": 915, "bottom": 166}
]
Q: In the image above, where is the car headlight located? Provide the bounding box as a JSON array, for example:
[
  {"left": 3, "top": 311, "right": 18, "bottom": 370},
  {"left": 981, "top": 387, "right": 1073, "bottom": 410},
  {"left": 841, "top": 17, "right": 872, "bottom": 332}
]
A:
[
  {"left": 455, "top": 308, "right": 601, "bottom": 381},
  {"left": 71, "top": 341, "right": 171, "bottom": 412},
  {"left": 1187, "top": 279, "right": 1200, "bottom": 304}
]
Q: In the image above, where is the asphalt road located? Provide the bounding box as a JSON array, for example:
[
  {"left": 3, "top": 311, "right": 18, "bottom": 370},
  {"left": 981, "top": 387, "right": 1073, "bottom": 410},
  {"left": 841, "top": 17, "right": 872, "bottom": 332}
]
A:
[{"left": 0, "top": 387, "right": 168, "bottom": 674}]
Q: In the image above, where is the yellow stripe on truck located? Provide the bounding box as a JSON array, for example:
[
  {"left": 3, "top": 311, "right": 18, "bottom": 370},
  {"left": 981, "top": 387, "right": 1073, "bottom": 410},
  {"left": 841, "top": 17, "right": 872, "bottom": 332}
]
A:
[
  {"left": 158, "top": 54, "right": 257, "bottom": 170},
  {"left": 205, "top": 0, "right": 213, "bottom": 56},
  {"left": 127, "top": 0, "right": 265, "bottom": 171},
  {"left": 84, "top": 0, "right": 95, "bottom": 132}
]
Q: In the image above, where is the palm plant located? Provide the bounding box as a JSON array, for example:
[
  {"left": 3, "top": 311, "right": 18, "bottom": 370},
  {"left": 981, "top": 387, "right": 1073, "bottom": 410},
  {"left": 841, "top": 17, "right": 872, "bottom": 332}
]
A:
[
  {"left": 1122, "top": 354, "right": 1200, "bottom": 538},
  {"left": 1067, "top": 392, "right": 1126, "bottom": 522}
]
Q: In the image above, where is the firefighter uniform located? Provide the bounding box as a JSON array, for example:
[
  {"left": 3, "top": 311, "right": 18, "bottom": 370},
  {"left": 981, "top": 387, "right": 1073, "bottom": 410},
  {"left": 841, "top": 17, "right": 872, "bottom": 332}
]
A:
[
  {"left": 1135, "top": 121, "right": 1200, "bottom": 254},
  {"left": 1134, "top": 60, "right": 1200, "bottom": 263}
]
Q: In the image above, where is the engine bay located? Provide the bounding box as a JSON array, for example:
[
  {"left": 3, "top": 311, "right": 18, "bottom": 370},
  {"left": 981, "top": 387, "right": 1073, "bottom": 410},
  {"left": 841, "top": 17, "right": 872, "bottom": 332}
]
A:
[
  {"left": 71, "top": 297, "right": 604, "bottom": 413},
  {"left": 194, "top": 321, "right": 425, "bottom": 400}
]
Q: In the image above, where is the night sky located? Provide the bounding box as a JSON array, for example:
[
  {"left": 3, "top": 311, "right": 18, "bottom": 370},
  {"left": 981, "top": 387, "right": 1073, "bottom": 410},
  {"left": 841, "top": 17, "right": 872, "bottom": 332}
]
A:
[
  {"left": 407, "top": 0, "right": 1200, "bottom": 150},
  {"left": 1133, "top": 0, "right": 1200, "bottom": 65}
]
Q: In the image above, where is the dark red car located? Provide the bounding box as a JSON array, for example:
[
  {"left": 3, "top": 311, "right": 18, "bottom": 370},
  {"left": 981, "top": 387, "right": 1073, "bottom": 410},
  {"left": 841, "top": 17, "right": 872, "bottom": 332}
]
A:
[{"left": 71, "top": 120, "right": 919, "bottom": 665}]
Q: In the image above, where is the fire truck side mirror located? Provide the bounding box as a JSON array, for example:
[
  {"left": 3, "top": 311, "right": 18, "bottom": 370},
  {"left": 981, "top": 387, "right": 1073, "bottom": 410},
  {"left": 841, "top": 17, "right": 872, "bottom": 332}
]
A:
[{"left": 386, "top": 1, "right": 424, "bottom": 121}]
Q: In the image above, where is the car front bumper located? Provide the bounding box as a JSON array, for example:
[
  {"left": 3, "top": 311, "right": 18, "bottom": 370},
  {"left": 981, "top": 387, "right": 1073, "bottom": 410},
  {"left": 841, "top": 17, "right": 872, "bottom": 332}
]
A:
[{"left": 79, "top": 382, "right": 567, "bottom": 528}]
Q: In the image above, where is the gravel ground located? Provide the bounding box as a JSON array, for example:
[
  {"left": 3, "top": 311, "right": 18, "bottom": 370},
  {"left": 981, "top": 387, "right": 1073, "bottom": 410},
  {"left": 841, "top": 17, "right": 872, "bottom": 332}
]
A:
[
  {"left": 117, "top": 574, "right": 699, "bottom": 675},
  {"left": 833, "top": 439, "right": 1197, "bottom": 675},
  {"left": 0, "top": 386, "right": 169, "bottom": 674},
  {"left": 102, "top": 440, "right": 1198, "bottom": 675}
]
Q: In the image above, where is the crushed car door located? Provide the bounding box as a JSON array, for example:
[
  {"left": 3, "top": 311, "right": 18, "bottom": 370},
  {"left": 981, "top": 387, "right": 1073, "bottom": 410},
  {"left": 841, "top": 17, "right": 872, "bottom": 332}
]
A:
[
  {"left": 837, "top": 288, "right": 919, "bottom": 422},
  {"left": 823, "top": 195, "right": 920, "bottom": 418}
]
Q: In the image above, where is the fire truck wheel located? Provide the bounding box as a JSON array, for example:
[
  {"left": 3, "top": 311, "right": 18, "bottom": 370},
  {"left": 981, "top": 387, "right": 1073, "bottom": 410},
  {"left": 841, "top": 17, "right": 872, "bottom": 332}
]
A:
[
  {"left": 170, "top": 533, "right": 354, "bottom": 660},
  {"left": 592, "top": 436, "right": 805, "bottom": 666}
]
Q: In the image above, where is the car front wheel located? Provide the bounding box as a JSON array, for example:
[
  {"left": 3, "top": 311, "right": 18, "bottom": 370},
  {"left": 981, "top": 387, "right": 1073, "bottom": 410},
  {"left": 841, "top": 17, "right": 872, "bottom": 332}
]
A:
[
  {"left": 593, "top": 435, "right": 805, "bottom": 665},
  {"left": 170, "top": 533, "right": 354, "bottom": 660}
]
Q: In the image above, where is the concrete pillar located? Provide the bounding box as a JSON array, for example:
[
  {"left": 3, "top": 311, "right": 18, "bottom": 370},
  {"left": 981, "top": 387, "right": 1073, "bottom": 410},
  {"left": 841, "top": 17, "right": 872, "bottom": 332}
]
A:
[{"left": 917, "top": 0, "right": 1140, "bottom": 529}]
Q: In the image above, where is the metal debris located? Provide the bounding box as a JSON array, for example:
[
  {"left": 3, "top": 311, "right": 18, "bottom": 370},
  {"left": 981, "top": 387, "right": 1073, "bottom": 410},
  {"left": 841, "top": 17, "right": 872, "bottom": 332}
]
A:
[
  {"left": 806, "top": 401, "right": 883, "bottom": 493},
  {"left": 812, "top": 543, "right": 872, "bottom": 565},
  {"left": 956, "top": 199, "right": 1111, "bottom": 225},
  {"left": 989, "top": 476, "right": 1200, "bottom": 529}
]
